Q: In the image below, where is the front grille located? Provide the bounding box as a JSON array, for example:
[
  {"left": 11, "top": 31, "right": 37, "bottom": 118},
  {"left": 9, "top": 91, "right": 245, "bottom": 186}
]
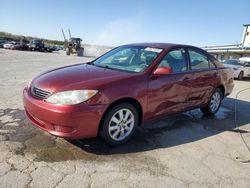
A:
[{"left": 31, "top": 86, "right": 51, "bottom": 99}]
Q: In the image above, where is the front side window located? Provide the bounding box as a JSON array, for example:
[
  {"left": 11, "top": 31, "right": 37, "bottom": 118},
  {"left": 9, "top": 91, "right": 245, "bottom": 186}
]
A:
[
  {"left": 158, "top": 48, "right": 187, "bottom": 73},
  {"left": 189, "top": 49, "right": 209, "bottom": 70},
  {"left": 93, "top": 46, "right": 162, "bottom": 73}
]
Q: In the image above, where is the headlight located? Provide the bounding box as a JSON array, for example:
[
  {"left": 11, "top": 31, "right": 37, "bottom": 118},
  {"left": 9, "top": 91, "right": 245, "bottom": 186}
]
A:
[{"left": 46, "top": 90, "right": 98, "bottom": 105}]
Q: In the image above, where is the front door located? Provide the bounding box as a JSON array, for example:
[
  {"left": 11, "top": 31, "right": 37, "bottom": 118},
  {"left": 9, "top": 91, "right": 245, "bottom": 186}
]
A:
[{"left": 147, "top": 48, "right": 192, "bottom": 120}]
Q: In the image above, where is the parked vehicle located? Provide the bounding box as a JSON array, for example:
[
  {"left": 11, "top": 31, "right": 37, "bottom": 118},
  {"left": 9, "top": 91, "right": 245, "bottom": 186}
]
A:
[
  {"left": 28, "top": 39, "right": 45, "bottom": 51},
  {"left": 23, "top": 43, "right": 234, "bottom": 145},
  {"left": 3, "top": 41, "right": 16, "bottom": 49},
  {"left": 10, "top": 42, "right": 29, "bottom": 51},
  {"left": 223, "top": 59, "right": 250, "bottom": 80},
  {"left": 44, "top": 45, "right": 56, "bottom": 52},
  {"left": 0, "top": 40, "right": 7, "bottom": 48},
  {"left": 239, "top": 57, "right": 250, "bottom": 61},
  {"left": 55, "top": 46, "right": 64, "bottom": 51}
]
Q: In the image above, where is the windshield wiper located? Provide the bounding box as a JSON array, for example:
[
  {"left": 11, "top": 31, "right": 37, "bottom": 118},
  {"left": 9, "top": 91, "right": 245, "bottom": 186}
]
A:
[
  {"left": 91, "top": 64, "right": 115, "bottom": 70},
  {"left": 100, "top": 65, "right": 117, "bottom": 70},
  {"left": 91, "top": 63, "right": 133, "bottom": 72}
]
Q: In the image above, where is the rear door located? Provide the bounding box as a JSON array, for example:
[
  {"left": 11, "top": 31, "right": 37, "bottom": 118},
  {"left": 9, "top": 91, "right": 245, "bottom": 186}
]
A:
[{"left": 186, "top": 48, "right": 220, "bottom": 108}]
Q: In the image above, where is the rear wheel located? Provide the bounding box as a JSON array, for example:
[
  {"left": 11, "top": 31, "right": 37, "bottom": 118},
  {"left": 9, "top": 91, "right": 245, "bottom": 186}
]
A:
[
  {"left": 200, "top": 88, "right": 223, "bottom": 116},
  {"left": 238, "top": 71, "right": 244, "bottom": 80},
  {"left": 100, "top": 103, "right": 138, "bottom": 145}
]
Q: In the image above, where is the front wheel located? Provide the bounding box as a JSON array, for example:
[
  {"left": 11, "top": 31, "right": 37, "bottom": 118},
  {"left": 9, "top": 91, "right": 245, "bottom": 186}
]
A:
[
  {"left": 100, "top": 103, "right": 138, "bottom": 145},
  {"left": 200, "top": 88, "right": 223, "bottom": 116}
]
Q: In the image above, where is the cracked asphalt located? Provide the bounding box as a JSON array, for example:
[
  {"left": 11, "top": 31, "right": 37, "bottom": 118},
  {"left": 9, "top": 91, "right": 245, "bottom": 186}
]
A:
[{"left": 0, "top": 48, "right": 250, "bottom": 188}]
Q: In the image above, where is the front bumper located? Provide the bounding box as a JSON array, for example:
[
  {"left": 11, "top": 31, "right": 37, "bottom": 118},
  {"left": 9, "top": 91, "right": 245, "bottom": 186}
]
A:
[{"left": 23, "top": 87, "right": 107, "bottom": 139}]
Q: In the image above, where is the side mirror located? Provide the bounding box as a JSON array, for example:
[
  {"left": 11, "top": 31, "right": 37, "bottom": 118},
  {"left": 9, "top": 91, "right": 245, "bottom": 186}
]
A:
[{"left": 153, "top": 67, "right": 172, "bottom": 75}]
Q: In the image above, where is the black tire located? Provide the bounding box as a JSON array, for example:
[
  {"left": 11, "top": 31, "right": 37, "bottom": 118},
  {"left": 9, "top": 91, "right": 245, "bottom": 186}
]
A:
[
  {"left": 100, "top": 103, "right": 138, "bottom": 145},
  {"left": 66, "top": 48, "right": 70, "bottom": 56},
  {"left": 200, "top": 88, "right": 223, "bottom": 116},
  {"left": 238, "top": 71, "right": 244, "bottom": 80}
]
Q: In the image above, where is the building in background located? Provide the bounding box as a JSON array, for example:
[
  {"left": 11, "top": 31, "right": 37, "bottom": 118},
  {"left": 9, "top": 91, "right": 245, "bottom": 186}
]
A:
[{"left": 203, "top": 24, "right": 250, "bottom": 61}]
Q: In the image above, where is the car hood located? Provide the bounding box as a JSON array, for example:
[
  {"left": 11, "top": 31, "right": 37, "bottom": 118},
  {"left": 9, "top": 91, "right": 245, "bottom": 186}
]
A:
[{"left": 32, "top": 63, "right": 134, "bottom": 93}]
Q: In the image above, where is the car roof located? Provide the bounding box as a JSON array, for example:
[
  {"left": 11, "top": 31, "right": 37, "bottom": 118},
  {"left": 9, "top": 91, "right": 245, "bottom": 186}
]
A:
[
  {"left": 124, "top": 42, "right": 196, "bottom": 50},
  {"left": 239, "top": 57, "right": 250, "bottom": 62},
  {"left": 224, "top": 59, "right": 239, "bottom": 61}
]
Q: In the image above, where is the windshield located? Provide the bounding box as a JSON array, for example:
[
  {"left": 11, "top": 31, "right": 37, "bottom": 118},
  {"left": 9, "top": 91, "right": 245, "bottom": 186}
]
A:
[
  {"left": 92, "top": 46, "right": 163, "bottom": 73},
  {"left": 224, "top": 60, "right": 242, "bottom": 66},
  {"left": 31, "top": 40, "right": 42, "bottom": 44}
]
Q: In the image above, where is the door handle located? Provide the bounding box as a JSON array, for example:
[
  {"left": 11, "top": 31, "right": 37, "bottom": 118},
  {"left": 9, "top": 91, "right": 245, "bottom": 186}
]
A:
[{"left": 183, "top": 77, "right": 190, "bottom": 82}]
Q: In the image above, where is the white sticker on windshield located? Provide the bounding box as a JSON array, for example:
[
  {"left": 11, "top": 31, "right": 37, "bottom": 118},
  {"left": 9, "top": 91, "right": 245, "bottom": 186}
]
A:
[{"left": 144, "top": 47, "right": 163, "bottom": 53}]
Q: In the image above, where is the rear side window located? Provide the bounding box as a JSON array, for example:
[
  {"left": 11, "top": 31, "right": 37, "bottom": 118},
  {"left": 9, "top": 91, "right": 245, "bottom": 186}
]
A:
[
  {"left": 158, "top": 48, "right": 187, "bottom": 73},
  {"left": 188, "top": 49, "right": 209, "bottom": 70}
]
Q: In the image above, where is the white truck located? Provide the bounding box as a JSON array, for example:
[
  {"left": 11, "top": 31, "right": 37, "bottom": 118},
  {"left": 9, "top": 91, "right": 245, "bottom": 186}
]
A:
[{"left": 223, "top": 57, "right": 250, "bottom": 80}]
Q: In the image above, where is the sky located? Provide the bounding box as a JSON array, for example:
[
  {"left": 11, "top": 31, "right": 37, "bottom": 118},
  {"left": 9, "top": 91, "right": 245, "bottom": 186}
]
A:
[{"left": 1, "top": 0, "right": 250, "bottom": 47}]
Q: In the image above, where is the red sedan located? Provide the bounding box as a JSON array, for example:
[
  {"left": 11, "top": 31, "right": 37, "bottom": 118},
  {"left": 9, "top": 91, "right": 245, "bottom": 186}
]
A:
[{"left": 23, "top": 43, "right": 234, "bottom": 145}]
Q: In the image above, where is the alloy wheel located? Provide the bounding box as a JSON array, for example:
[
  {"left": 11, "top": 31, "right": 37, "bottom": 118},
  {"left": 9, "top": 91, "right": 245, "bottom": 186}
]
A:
[
  {"left": 108, "top": 108, "right": 135, "bottom": 141},
  {"left": 210, "top": 91, "right": 221, "bottom": 113}
]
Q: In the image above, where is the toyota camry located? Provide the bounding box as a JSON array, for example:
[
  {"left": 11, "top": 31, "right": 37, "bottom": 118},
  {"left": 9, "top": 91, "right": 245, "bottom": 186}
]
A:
[{"left": 23, "top": 43, "right": 234, "bottom": 145}]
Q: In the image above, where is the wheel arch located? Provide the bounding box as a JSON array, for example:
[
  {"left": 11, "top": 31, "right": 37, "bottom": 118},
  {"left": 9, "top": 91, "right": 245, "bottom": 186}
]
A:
[{"left": 217, "top": 84, "right": 225, "bottom": 98}]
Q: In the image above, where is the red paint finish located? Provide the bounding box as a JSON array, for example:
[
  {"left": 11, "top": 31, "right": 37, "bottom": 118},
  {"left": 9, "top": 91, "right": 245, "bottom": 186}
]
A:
[
  {"left": 23, "top": 87, "right": 107, "bottom": 139},
  {"left": 23, "top": 43, "right": 234, "bottom": 139},
  {"left": 147, "top": 72, "right": 193, "bottom": 119}
]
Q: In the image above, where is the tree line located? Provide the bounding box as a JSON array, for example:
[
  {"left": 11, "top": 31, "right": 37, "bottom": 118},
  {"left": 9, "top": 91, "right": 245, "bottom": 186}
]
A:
[{"left": 0, "top": 31, "right": 64, "bottom": 46}]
